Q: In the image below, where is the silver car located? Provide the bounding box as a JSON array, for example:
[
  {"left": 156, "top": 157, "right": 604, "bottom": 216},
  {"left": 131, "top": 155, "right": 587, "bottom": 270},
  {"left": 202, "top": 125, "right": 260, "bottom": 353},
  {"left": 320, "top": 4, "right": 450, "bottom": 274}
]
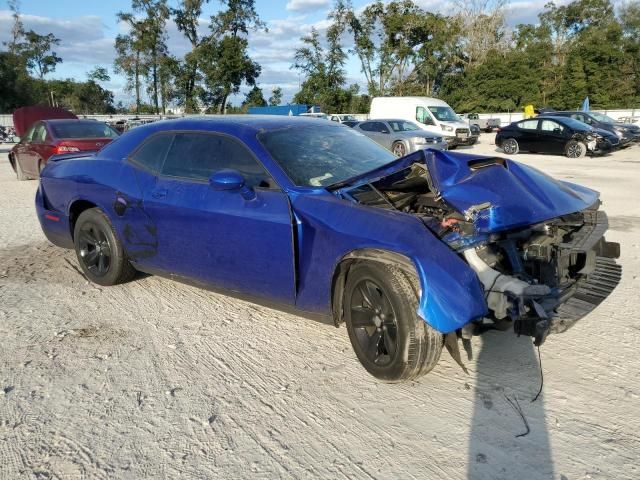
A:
[{"left": 354, "top": 119, "right": 448, "bottom": 156}]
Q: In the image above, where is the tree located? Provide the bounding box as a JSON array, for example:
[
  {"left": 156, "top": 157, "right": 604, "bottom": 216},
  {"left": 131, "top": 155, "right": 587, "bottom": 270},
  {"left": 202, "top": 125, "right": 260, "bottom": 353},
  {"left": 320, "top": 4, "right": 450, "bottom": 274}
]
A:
[
  {"left": 242, "top": 85, "right": 267, "bottom": 109},
  {"left": 5, "top": 0, "right": 24, "bottom": 54},
  {"left": 117, "top": 0, "right": 170, "bottom": 114},
  {"left": 268, "top": 87, "right": 282, "bottom": 106},
  {"left": 88, "top": 67, "right": 110, "bottom": 82},
  {"left": 200, "top": 0, "right": 266, "bottom": 113},
  {"left": 19, "top": 30, "right": 62, "bottom": 79},
  {"left": 114, "top": 22, "right": 146, "bottom": 114},
  {"left": 172, "top": 0, "right": 211, "bottom": 112},
  {"left": 0, "top": 51, "right": 36, "bottom": 111}
]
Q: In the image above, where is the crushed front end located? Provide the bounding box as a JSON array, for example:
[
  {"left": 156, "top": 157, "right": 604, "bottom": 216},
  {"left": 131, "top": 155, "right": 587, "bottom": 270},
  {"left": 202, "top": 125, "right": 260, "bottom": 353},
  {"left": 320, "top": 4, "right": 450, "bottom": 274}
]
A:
[
  {"left": 456, "top": 204, "right": 620, "bottom": 345},
  {"left": 334, "top": 152, "right": 621, "bottom": 347}
]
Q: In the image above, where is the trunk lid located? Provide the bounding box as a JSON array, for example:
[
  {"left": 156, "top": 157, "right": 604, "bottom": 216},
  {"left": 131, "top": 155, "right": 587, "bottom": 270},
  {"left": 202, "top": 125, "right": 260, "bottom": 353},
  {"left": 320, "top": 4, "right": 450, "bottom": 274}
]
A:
[{"left": 12, "top": 106, "right": 77, "bottom": 136}]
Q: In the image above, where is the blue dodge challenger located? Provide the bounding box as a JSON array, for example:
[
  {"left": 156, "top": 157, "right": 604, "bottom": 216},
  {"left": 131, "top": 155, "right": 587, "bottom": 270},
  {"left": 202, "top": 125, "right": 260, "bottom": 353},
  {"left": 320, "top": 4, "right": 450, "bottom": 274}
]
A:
[{"left": 35, "top": 116, "right": 621, "bottom": 382}]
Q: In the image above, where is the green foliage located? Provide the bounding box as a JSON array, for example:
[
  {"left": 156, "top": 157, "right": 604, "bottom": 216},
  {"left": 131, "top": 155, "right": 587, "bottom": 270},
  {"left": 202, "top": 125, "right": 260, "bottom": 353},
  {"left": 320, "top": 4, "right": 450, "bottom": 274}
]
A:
[
  {"left": 19, "top": 30, "right": 62, "bottom": 79},
  {"left": 242, "top": 86, "right": 267, "bottom": 110},
  {"left": 268, "top": 87, "right": 283, "bottom": 106}
]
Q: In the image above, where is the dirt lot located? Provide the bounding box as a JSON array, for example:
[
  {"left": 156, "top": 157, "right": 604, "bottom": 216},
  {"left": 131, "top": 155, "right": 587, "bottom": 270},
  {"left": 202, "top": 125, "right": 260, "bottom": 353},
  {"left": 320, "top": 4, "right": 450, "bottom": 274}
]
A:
[{"left": 1, "top": 136, "right": 639, "bottom": 479}]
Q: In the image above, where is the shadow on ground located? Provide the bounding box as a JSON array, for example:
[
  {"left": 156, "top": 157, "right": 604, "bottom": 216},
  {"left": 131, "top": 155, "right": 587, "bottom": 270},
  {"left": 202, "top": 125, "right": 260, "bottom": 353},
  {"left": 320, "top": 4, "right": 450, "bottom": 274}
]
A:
[{"left": 468, "top": 331, "right": 554, "bottom": 479}]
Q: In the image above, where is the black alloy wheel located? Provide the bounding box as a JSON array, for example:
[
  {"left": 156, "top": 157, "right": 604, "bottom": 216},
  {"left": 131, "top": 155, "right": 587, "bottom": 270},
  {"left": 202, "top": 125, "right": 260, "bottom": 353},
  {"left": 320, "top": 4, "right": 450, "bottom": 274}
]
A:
[
  {"left": 349, "top": 278, "right": 399, "bottom": 367},
  {"left": 77, "top": 221, "right": 112, "bottom": 277},
  {"left": 343, "top": 262, "right": 443, "bottom": 382},
  {"left": 73, "top": 208, "right": 136, "bottom": 286}
]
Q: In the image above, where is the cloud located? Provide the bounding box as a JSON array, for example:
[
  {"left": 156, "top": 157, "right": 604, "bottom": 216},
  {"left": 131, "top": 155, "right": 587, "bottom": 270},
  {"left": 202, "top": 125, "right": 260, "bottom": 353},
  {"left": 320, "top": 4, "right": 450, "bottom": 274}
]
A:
[{"left": 285, "top": 0, "right": 331, "bottom": 13}]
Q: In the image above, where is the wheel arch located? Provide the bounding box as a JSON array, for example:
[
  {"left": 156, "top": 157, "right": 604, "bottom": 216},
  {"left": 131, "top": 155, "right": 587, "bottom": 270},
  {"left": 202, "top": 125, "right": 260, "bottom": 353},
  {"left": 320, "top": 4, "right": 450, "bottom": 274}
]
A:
[
  {"left": 330, "top": 248, "right": 419, "bottom": 328},
  {"left": 68, "top": 199, "right": 99, "bottom": 239}
]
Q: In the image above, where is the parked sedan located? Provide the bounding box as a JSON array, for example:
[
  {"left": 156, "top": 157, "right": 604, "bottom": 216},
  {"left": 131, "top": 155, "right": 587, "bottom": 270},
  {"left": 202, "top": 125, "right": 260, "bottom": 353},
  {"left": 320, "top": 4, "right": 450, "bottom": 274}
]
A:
[
  {"left": 354, "top": 119, "right": 447, "bottom": 156},
  {"left": 9, "top": 106, "right": 120, "bottom": 180},
  {"left": 546, "top": 111, "right": 640, "bottom": 145},
  {"left": 495, "top": 116, "right": 615, "bottom": 157},
  {"left": 36, "top": 116, "right": 620, "bottom": 382}
]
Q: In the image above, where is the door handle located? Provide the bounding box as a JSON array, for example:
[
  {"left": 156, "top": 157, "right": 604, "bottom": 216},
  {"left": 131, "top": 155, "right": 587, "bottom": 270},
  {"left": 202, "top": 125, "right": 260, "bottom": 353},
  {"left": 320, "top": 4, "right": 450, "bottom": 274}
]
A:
[{"left": 151, "top": 189, "right": 168, "bottom": 199}]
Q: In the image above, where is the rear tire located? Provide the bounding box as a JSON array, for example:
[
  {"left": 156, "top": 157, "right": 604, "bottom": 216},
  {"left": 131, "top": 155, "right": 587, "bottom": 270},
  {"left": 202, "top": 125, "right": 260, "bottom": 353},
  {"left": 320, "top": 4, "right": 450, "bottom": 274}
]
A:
[
  {"left": 73, "top": 208, "right": 136, "bottom": 286},
  {"left": 565, "top": 140, "right": 586, "bottom": 158},
  {"left": 344, "top": 262, "right": 443, "bottom": 382},
  {"left": 502, "top": 138, "right": 519, "bottom": 154}
]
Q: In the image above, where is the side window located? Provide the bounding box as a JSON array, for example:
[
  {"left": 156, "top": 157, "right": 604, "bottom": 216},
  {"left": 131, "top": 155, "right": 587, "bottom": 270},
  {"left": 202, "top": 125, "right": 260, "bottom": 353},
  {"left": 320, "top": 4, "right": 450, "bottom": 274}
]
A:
[
  {"left": 540, "top": 120, "right": 563, "bottom": 132},
  {"left": 161, "top": 133, "right": 275, "bottom": 189},
  {"left": 23, "top": 125, "right": 36, "bottom": 142},
  {"left": 518, "top": 120, "right": 539, "bottom": 130},
  {"left": 416, "top": 106, "right": 429, "bottom": 124},
  {"left": 571, "top": 114, "right": 584, "bottom": 122},
  {"left": 370, "top": 122, "right": 389, "bottom": 133},
  {"left": 359, "top": 122, "right": 375, "bottom": 132},
  {"left": 130, "top": 134, "right": 174, "bottom": 173},
  {"left": 33, "top": 124, "right": 47, "bottom": 143}
]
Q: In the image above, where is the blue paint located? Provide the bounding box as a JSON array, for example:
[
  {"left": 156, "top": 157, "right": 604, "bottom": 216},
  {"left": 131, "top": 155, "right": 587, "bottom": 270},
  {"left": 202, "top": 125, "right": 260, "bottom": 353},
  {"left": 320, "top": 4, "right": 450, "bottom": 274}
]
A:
[{"left": 36, "top": 117, "right": 601, "bottom": 334}]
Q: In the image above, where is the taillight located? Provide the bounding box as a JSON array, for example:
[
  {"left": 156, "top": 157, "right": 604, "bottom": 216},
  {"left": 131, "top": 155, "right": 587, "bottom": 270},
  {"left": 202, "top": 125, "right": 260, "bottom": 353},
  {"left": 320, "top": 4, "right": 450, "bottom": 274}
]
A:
[{"left": 56, "top": 145, "right": 80, "bottom": 154}]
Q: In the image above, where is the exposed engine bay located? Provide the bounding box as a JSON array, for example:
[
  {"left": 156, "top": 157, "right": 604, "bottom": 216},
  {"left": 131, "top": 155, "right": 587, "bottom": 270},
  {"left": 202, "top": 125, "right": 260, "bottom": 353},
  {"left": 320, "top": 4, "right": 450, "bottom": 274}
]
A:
[{"left": 337, "top": 161, "right": 621, "bottom": 347}]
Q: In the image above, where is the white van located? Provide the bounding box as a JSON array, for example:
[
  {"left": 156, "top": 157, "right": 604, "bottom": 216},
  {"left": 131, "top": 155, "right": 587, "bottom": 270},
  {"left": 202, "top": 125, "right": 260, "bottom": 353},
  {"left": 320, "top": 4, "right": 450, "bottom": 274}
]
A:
[{"left": 370, "top": 97, "right": 476, "bottom": 148}]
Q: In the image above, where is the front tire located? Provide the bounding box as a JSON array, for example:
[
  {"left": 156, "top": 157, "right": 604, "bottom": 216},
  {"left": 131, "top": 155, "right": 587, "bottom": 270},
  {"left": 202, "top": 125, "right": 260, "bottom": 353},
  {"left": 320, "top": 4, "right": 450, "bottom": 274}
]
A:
[
  {"left": 344, "top": 262, "right": 443, "bottom": 382},
  {"left": 392, "top": 141, "right": 407, "bottom": 157},
  {"left": 565, "top": 140, "right": 586, "bottom": 158},
  {"left": 73, "top": 208, "right": 136, "bottom": 286}
]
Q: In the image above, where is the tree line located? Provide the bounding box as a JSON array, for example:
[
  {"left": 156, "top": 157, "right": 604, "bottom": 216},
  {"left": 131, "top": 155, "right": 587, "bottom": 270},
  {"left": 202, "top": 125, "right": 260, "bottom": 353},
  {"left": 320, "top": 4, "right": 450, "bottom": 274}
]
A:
[
  {"left": 1, "top": 0, "right": 639, "bottom": 115},
  {"left": 295, "top": 0, "right": 640, "bottom": 113}
]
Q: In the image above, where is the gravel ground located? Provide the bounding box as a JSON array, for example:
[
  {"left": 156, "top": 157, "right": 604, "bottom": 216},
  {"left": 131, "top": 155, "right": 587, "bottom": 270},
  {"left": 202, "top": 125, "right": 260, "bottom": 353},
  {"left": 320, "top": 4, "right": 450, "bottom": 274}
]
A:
[{"left": 0, "top": 136, "right": 639, "bottom": 480}]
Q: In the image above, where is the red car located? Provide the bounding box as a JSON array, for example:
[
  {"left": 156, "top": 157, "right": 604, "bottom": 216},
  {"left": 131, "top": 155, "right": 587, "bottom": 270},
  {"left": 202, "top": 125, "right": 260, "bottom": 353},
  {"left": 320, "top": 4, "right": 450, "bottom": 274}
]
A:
[{"left": 9, "top": 107, "right": 120, "bottom": 180}]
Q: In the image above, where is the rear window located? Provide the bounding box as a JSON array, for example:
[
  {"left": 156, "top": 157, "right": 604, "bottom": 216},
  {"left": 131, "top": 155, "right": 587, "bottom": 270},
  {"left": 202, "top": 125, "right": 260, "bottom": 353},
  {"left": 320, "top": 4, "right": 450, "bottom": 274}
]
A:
[{"left": 50, "top": 121, "right": 119, "bottom": 139}]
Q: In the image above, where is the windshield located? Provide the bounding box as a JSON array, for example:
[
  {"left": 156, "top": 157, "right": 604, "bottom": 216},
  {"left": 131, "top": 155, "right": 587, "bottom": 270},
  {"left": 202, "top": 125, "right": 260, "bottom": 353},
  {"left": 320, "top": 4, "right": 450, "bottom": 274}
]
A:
[
  {"left": 428, "top": 106, "right": 459, "bottom": 122},
  {"left": 389, "top": 120, "right": 421, "bottom": 132},
  {"left": 51, "top": 121, "right": 120, "bottom": 139},
  {"left": 258, "top": 125, "right": 395, "bottom": 187},
  {"left": 588, "top": 112, "right": 616, "bottom": 124}
]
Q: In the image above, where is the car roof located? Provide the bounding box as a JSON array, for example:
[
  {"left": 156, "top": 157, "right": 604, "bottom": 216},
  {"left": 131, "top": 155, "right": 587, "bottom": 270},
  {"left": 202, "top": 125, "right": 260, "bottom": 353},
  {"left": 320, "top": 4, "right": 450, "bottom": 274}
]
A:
[
  {"left": 360, "top": 118, "right": 412, "bottom": 123},
  {"left": 135, "top": 115, "right": 338, "bottom": 133}
]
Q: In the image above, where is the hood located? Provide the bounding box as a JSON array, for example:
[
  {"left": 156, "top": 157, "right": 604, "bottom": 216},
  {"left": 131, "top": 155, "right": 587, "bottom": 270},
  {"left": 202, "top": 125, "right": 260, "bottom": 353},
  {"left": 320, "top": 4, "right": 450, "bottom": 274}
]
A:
[
  {"left": 333, "top": 149, "right": 599, "bottom": 234},
  {"left": 593, "top": 127, "right": 618, "bottom": 139},
  {"left": 423, "top": 150, "right": 599, "bottom": 233},
  {"left": 13, "top": 106, "right": 77, "bottom": 136}
]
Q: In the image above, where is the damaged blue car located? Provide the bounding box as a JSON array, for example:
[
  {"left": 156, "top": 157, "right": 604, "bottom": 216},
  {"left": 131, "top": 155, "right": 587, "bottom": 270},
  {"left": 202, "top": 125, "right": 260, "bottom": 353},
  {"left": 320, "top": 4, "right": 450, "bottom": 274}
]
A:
[{"left": 36, "top": 116, "right": 621, "bottom": 382}]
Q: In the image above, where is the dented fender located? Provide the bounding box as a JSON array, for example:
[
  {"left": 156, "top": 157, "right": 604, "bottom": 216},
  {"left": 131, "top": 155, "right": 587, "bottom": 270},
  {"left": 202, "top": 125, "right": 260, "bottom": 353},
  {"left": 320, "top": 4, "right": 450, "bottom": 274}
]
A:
[{"left": 289, "top": 191, "right": 488, "bottom": 333}]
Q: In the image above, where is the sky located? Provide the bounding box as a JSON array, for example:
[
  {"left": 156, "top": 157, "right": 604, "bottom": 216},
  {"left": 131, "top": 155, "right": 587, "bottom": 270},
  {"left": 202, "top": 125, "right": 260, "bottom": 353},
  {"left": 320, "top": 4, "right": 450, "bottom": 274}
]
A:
[{"left": 0, "top": 0, "right": 556, "bottom": 107}]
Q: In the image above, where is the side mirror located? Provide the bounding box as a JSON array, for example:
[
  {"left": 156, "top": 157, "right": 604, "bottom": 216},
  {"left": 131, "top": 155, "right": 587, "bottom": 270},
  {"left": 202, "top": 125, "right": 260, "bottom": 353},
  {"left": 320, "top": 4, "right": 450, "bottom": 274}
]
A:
[
  {"left": 381, "top": 129, "right": 389, "bottom": 134},
  {"left": 209, "top": 169, "right": 256, "bottom": 201},
  {"left": 553, "top": 128, "right": 561, "bottom": 133}
]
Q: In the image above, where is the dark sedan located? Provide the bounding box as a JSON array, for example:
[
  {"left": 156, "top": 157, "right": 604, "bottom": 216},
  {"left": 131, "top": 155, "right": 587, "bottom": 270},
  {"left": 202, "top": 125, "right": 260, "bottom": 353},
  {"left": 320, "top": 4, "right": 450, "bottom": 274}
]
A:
[
  {"left": 495, "top": 116, "right": 616, "bottom": 157},
  {"left": 546, "top": 111, "right": 640, "bottom": 146}
]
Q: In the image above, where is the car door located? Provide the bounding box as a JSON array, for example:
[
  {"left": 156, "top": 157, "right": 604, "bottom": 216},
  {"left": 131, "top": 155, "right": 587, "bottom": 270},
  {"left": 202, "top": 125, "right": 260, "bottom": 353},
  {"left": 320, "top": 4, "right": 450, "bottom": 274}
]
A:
[
  {"left": 514, "top": 119, "right": 539, "bottom": 151},
  {"left": 142, "top": 132, "right": 296, "bottom": 304},
  {"left": 15, "top": 123, "right": 39, "bottom": 176},
  {"left": 538, "top": 119, "right": 567, "bottom": 153},
  {"left": 359, "top": 121, "right": 391, "bottom": 149}
]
